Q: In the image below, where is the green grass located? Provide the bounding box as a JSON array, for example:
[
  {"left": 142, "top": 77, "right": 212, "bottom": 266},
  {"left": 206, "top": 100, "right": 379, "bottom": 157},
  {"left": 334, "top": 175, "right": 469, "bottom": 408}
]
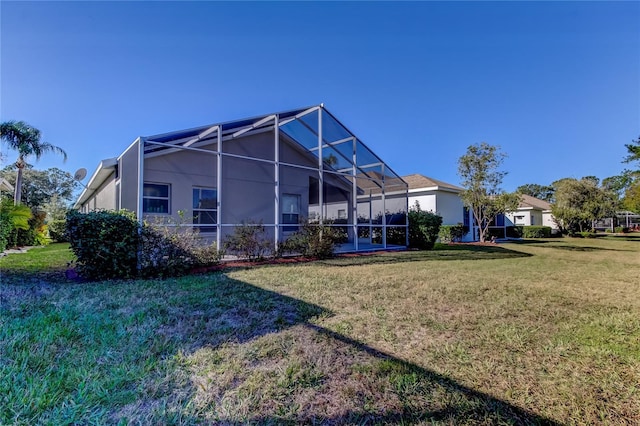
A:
[
  {"left": 1, "top": 237, "right": 639, "bottom": 424},
  {"left": 0, "top": 243, "right": 74, "bottom": 284}
]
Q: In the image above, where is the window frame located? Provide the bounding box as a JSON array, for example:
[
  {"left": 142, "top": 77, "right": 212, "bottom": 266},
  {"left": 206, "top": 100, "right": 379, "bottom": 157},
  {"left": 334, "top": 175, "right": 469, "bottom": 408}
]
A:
[
  {"left": 282, "top": 193, "right": 301, "bottom": 233},
  {"left": 143, "top": 182, "right": 170, "bottom": 214},
  {"left": 192, "top": 187, "right": 217, "bottom": 233}
]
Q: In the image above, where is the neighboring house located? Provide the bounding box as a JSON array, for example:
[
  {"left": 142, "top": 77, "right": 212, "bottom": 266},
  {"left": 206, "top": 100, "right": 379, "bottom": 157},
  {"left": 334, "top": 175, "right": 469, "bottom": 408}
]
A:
[
  {"left": 485, "top": 194, "right": 558, "bottom": 238},
  {"left": 403, "top": 173, "right": 475, "bottom": 241},
  {"left": 74, "top": 105, "right": 408, "bottom": 252},
  {"left": 404, "top": 174, "right": 465, "bottom": 224},
  {"left": 504, "top": 194, "right": 556, "bottom": 230},
  {"left": 0, "top": 178, "right": 14, "bottom": 196}
]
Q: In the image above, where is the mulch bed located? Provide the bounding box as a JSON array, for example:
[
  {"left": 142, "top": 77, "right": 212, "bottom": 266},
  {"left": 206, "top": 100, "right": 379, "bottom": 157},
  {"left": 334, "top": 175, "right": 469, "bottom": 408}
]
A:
[{"left": 190, "top": 250, "right": 396, "bottom": 274}]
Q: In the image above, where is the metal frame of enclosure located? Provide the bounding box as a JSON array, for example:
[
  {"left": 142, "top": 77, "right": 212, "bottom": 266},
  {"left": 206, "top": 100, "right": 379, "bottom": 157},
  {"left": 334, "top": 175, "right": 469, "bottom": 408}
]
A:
[{"left": 97, "top": 105, "right": 408, "bottom": 253}]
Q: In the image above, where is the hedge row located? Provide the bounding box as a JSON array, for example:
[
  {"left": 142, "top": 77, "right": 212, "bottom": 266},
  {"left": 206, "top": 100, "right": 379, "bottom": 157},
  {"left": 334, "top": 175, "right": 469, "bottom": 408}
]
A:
[
  {"left": 438, "top": 224, "right": 468, "bottom": 243},
  {"left": 505, "top": 225, "right": 552, "bottom": 238},
  {"left": 66, "top": 210, "right": 220, "bottom": 280}
]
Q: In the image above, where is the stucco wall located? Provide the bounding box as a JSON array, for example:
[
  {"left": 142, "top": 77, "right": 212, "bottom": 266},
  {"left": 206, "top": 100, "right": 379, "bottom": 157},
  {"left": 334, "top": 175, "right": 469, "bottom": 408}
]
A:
[
  {"left": 94, "top": 174, "right": 117, "bottom": 210},
  {"left": 120, "top": 141, "right": 140, "bottom": 213},
  {"left": 543, "top": 212, "right": 558, "bottom": 229},
  {"left": 408, "top": 192, "right": 437, "bottom": 213},
  {"left": 408, "top": 190, "right": 463, "bottom": 225},
  {"left": 435, "top": 191, "right": 464, "bottom": 225},
  {"left": 79, "top": 171, "right": 116, "bottom": 212}
]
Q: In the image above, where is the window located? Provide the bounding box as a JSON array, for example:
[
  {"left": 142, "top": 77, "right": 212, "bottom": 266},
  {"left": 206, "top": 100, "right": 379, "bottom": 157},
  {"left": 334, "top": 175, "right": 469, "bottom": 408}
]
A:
[
  {"left": 193, "top": 187, "right": 217, "bottom": 232},
  {"left": 338, "top": 209, "right": 347, "bottom": 220},
  {"left": 143, "top": 183, "right": 170, "bottom": 214},
  {"left": 463, "top": 207, "right": 470, "bottom": 228},
  {"left": 282, "top": 194, "right": 300, "bottom": 232}
]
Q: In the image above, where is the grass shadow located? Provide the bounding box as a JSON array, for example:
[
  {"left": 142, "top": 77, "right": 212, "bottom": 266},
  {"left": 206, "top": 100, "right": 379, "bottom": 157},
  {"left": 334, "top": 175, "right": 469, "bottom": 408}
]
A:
[
  {"left": 513, "top": 243, "right": 633, "bottom": 252},
  {"left": 2, "top": 268, "right": 561, "bottom": 424},
  {"left": 196, "top": 276, "right": 559, "bottom": 425}
]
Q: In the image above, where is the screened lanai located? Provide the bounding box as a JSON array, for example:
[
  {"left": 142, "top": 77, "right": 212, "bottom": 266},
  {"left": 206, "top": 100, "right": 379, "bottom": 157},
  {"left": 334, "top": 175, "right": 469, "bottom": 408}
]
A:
[{"left": 79, "top": 104, "right": 408, "bottom": 253}]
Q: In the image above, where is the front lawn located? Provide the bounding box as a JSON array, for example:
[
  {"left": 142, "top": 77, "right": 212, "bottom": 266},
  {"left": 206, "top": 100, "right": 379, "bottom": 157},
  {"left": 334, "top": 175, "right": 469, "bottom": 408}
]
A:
[{"left": 1, "top": 238, "right": 639, "bottom": 424}]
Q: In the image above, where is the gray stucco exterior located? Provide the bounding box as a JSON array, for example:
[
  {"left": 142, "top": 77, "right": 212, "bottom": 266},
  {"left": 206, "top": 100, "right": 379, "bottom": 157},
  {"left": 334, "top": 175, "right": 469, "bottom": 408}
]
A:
[{"left": 75, "top": 105, "right": 408, "bottom": 252}]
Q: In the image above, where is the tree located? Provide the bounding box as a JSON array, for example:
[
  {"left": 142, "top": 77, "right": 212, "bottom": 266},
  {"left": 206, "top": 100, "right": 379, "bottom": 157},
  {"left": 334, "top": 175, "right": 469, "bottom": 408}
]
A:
[
  {"left": 622, "top": 181, "right": 640, "bottom": 213},
  {"left": 0, "top": 166, "right": 79, "bottom": 208},
  {"left": 623, "top": 135, "right": 640, "bottom": 167},
  {"left": 602, "top": 171, "right": 638, "bottom": 199},
  {"left": 551, "top": 177, "right": 617, "bottom": 233},
  {"left": 515, "top": 183, "right": 555, "bottom": 202},
  {"left": 0, "top": 121, "right": 67, "bottom": 205},
  {"left": 457, "top": 142, "right": 521, "bottom": 242}
]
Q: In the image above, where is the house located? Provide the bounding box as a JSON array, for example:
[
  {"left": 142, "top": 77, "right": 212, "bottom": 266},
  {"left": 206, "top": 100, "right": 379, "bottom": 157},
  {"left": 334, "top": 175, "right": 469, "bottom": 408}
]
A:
[
  {"left": 0, "top": 178, "right": 14, "bottom": 195},
  {"left": 404, "top": 174, "right": 466, "bottom": 224},
  {"left": 73, "top": 105, "right": 408, "bottom": 252},
  {"left": 504, "top": 194, "right": 557, "bottom": 230},
  {"left": 402, "top": 173, "right": 475, "bottom": 241}
]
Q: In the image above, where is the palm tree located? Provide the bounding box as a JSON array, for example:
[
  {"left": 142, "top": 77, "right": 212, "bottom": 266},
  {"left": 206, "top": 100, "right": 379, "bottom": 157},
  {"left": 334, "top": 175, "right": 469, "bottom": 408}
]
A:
[{"left": 0, "top": 121, "right": 67, "bottom": 205}]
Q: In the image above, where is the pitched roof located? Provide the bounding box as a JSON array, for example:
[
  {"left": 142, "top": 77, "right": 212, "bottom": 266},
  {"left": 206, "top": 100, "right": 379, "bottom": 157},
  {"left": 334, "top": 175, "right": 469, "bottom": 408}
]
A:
[
  {"left": 518, "top": 194, "right": 552, "bottom": 211},
  {"left": 403, "top": 174, "right": 463, "bottom": 192},
  {"left": 0, "top": 178, "right": 14, "bottom": 192}
]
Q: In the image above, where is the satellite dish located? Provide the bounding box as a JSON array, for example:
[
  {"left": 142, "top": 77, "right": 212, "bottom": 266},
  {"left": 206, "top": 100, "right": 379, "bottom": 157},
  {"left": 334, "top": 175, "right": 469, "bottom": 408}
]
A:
[{"left": 74, "top": 168, "right": 87, "bottom": 181}]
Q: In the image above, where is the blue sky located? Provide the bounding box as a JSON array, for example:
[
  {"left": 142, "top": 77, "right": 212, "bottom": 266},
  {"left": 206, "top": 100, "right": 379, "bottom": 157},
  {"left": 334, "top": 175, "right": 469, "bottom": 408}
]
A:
[{"left": 1, "top": 1, "right": 639, "bottom": 191}]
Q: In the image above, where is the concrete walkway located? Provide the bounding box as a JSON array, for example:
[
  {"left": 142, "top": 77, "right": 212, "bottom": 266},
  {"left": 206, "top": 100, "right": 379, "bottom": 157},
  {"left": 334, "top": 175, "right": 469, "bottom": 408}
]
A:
[{"left": 0, "top": 246, "right": 37, "bottom": 258}]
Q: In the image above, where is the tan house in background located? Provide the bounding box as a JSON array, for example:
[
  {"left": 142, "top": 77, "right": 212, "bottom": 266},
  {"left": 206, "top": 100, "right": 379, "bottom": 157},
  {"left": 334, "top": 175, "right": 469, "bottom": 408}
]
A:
[{"left": 505, "top": 194, "right": 558, "bottom": 231}]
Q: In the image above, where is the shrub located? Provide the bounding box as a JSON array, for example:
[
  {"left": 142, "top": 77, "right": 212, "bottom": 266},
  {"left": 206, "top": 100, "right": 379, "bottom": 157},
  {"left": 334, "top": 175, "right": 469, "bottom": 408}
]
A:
[
  {"left": 408, "top": 203, "right": 442, "bottom": 250},
  {"left": 8, "top": 209, "right": 49, "bottom": 247},
  {"left": 506, "top": 226, "right": 523, "bottom": 238},
  {"left": 66, "top": 210, "right": 140, "bottom": 280},
  {"left": 521, "top": 226, "right": 552, "bottom": 238},
  {"left": 67, "top": 210, "right": 221, "bottom": 280},
  {"left": 438, "top": 224, "right": 468, "bottom": 243},
  {"left": 48, "top": 219, "right": 68, "bottom": 242},
  {"left": 487, "top": 227, "right": 505, "bottom": 240},
  {"left": 278, "top": 221, "right": 342, "bottom": 259},
  {"left": 139, "top": 223, "right": 220, "bottom": 277},
  {"left": 386, "top": 226, "right": 407, "bottom": 246},
  {"left": 580, "top": 230, "right": 596, "bottom": 238},
  {"left": 0, "top": 200, "right": 31, "bottom": 252},
  {"left": 223, "top": 221, "right": 273, "bottom": 261},
  {"left": 614, "top": 226, "right": 629, "bottom": 234}
]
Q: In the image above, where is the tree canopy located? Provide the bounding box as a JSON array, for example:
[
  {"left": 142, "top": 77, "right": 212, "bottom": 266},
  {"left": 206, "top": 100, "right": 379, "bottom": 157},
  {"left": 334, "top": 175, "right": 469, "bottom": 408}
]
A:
[
  {"left": 623, "top": 135, "right": 640, "bottom": 167},
  {"left": 515, "top": 183, "right": 555, "bottom": 202},
  {"left": 457, "top": 142, "right": 521, "bottom": 242},
  {"left": 0, "top": 166, "right": 79, "bottom": 208},
  {"left": 551, "top": 177, "right": 617, "bottom": 233},
  {"left": 0, "top": 120, "right": 67, "bottom": 204}
]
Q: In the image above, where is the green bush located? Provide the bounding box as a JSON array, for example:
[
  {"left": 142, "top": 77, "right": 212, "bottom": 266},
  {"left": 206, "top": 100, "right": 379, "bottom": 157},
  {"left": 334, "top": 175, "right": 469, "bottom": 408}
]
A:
[
  {"left": 438, "top": 224, "right": 468, "bottom": 243},
  {"left": 48, "top": 219, "right": 68, "bottom": 242},
  {"left": 8, "top": 209, "right": 49, "bottom": 247},
  {"left": 521, "top": 226, "right": 552, "bottom": 238},
  {"left": 223, "top": 221, "right": 273, "bottom": 261},
  {"left": 408, "top": 204, "right": 442, "bottom": 250},
  {"left": 506, "top": 226, "right": 523, "bottom": 238},
  {"left": 278, "top": 221, "right": 343, "bottom": 259},
  {"left": 66, "top": 210, "right": 140, "bottom": 280},
  {"left": 579, "top": 230, "right": 596, "bottom": 238},
  {"left": 0, "top": 213, "right": 11, "bottom": 252},
  {"left": 67, "top": 210, "right": 221, "bottom": 280},
  {"left": 139, "top": 224, "right": 220, "bottom": 277},
  {"left": 386, "top": 226, "right": 407, "bottom": 246},
  {"left": 0, "top": 200, "right": 31, "bottom": 252},
  {"left": 487, "top": 227, "right": 505, "bottom": 239},
  {"left": 614, "top": 226, "right": 629, "bottom": 234}
]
